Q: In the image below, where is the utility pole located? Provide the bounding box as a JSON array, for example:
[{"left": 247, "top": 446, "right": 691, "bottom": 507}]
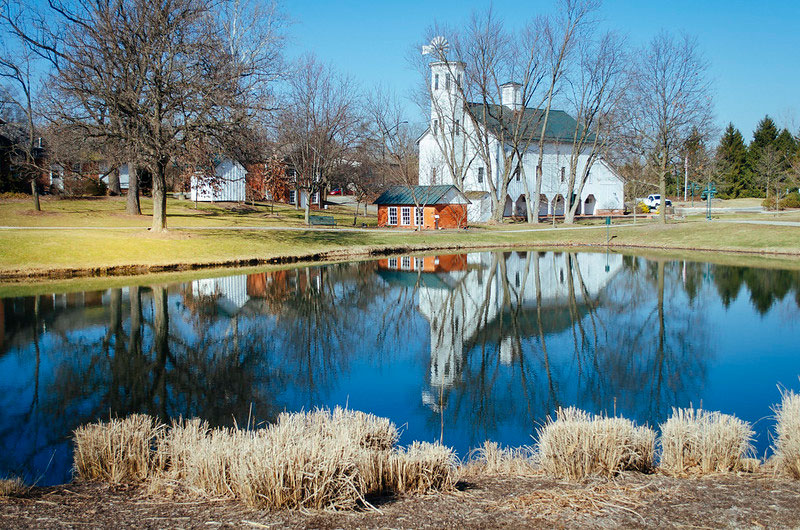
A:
[{"left": 684, "top": 155, "right": 688, "bottom": 202}]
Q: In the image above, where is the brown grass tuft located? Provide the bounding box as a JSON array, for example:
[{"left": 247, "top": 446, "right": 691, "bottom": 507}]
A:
[
  {"left": 73, "top": 414, "right": 165, "bottom": 483},
  {"left": 389, "top": 441, "right": 458, "bottom": 494},
  {"left": 772, "top": 389, "right": 800, "bottom": 479},
  {"left": 659, "top": 407, "right": 754, "bottom": 476},
  {"left": 0, "top": 477, "right": 27, "bottom": 497},
  {"left": 536, "top": 407, "right": 656, "bottom": 480},
  {"left": 466, "top": 441, "right": 539, "bottom": 476},
  {"left": 72, "top": 407, "right": 454, "bottom": 511}
]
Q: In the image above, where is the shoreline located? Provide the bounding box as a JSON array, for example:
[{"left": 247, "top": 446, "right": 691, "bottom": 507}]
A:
[{"left": 2, "top": 234, "right": 800, "bottom": 284}]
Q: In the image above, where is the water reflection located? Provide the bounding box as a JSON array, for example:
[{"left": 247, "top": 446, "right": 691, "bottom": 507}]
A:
[{"left": 1, "top": 252, "right": 799, "bottom": 485}]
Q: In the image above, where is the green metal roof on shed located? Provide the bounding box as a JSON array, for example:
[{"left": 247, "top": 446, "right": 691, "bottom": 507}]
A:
[{"left": 373, "top": 185, "right": 470, "bottom": 205}]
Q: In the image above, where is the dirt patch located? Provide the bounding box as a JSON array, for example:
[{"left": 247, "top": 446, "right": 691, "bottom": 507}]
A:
[{"left": 1, "top": 472, "right": 798, "bottom": 529}]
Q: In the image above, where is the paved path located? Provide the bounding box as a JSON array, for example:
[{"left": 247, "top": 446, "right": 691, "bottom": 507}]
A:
[
  {"left": 716, "top": 219, "right": 800, "bottom": 228},
  {"left": 0, "top": 223, "right": 640, "bottom": 234}
]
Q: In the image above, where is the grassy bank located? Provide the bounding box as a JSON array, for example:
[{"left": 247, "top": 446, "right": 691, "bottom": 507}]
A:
[{"left": 1, "top": 196, "right": 799, "bottom": 283}]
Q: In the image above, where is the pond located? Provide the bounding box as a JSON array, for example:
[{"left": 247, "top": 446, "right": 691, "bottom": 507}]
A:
[{"left": 1, "top": 250, "right": 799, "bottom": 485}]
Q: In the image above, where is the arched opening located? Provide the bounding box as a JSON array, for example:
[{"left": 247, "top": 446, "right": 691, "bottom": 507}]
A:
[
  {"left": 538, "top": 194, "right": 549, "bottom": 217},
  {"left": 552, "top": 194, "right": 565, "bottom": 216},
  {"left": 584, "top": 194, "right": 596, "bottom": 215},
  {"left": 503, "top": 195, "right": 514, "bottom": 217},
  {"left": 514, "top": 196, "right": 527, "bottom": 217}
]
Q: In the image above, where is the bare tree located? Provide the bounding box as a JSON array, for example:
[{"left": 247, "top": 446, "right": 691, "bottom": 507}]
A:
[
  {"left": 2, "top": 0, "right": 284, "bottom": 231},
  {"left": 562, "top": 31, "right": 626, "bottom": 224},
  {"left": 279, "top": 55, "right": 364, "bottom": 224},
  {"left": 755, "top": 146, "right": 786, "bottom": 211},
  {"left": 626, "top": 31, "right": 713, "bottom": 224},
  {"left": 0, "top": 23, "right": 42, "bottom": 210}
]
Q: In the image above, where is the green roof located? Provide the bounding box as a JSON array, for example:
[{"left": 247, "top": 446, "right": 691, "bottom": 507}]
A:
[
  {"left": 373, "top": 185, "right": 468, "bottom": 205},
  {"left": 467, "top": 104, "right": 591, "bottom": 143}
]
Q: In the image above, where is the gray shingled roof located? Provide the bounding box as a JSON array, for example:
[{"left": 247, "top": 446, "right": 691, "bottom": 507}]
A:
[
  {"left": 467, "top": 104, "right": 592, "bottom": 143},
  {"left": 373, "top": 185, "right": 469, "bottom": 205}
]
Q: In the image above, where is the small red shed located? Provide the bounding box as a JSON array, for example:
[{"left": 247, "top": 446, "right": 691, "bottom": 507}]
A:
[{"left": 374, "top": 185, "right": 471, "bottom": 229}]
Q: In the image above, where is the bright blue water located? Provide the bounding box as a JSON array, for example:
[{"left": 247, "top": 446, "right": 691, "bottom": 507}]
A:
[{"left": 0, "top": 250, "right": 798, "bottom": 485}]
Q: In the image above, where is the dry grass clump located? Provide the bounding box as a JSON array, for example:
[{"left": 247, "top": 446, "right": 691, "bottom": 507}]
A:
[
  {"left": 73, "top": 414, "right": 165, "bottom": 483},
  {"left": 466, "top": 441, "right": 538, "bottom": 476},
  {"left": 389, "top": 442, "right": 458, "bottom": 494},
  {"left": 72, "top": 407, "right": 456, "bottom": 511},
  {"left": 0, "top": 477, "right": 27, "bottom": 497},
  {"left": 659, "top": 407, "right": 754, "bottom": 476},
  {"left": 772, "top": 389, "right": 800, "bottom": 479},
  {"left": 536, "top": 407, "right": 656, "bottom": 480}
]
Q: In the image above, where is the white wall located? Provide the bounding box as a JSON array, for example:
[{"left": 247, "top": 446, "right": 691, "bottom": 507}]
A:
[{"left": 190, "top": 159, "right": 246, "bottom": 202}]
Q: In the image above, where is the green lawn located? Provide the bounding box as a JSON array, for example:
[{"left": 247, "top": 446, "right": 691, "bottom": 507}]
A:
[
  {"left": 0, "top": 195, "right": 378, "bottom": 228},
  {"left": 1, "top": 197, "right": 799, "bottom": 284}
]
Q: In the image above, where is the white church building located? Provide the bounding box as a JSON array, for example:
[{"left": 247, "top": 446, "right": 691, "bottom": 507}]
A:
[{"left": 418, "top": 60, "right": 624, "bottom": 222}]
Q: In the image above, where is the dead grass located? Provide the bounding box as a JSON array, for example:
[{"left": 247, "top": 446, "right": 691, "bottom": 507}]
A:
[
  {"left": 772, "top": 389, "right": 800, "bottom": 479},
  {"left": 536, "top": 407, "right": 656, "bottom": 480},
  {"left": 72, "top": 408, "right": 456, "bottom": 511},
  {"left": 0, "top": 477, "right": 27, "bottom": 497},
  {"left": 73, "top": 414, "right": 165, "bottom": 483},
  {"left": 465, "top": 441, "right": 539, "bottom": 476},
  {"left": 504, "top": 480, "right": 662, "bottom": 522},
  {"left": 659, "top": 407, "right": 755, "bottom": 476}
]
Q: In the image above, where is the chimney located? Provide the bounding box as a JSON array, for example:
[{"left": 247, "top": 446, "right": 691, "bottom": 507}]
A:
[{"left": 500, "top": 82, "right": 522, "bottom": 111}]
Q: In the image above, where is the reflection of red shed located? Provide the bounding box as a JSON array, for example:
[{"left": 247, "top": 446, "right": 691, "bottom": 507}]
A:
[{"left": 374, "top": 185, "right": 470, "bottom": 229}]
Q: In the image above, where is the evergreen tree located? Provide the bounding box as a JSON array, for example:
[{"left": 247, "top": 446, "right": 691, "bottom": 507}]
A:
[
  {"left": 715, "top": 123, "right": 748, "bottom": 198},
  {"left": 775, "top": 128, "right": 797, "bottom": 171},
  {"left": 745, "top": 116, "right": 779, "bottom": 196}
]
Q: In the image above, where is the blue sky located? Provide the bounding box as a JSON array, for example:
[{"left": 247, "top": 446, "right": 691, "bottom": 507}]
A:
[{"left": 284, "top": 0, "right": 800, "bottom": 142}]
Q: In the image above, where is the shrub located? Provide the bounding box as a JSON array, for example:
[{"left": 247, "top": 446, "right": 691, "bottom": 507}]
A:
[
  {"left": 659, "top": 407, "right": 754, "bottom": 476},
  {"left": 636, "top": 202, "right": 649, "bottom": 214},
  {"left": 73, "top": 414, "right": 165, "bottom": 483},
  {"left": 779, "top": 192, "right": 800, "bottom": 210},
  {"left": 536, "top": 407, "right": 656, "bottom": 480},
  {"left": 772, "top": 389, "right": 800, "bottom": 479}
]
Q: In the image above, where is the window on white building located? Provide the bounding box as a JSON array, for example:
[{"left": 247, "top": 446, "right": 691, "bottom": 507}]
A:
[
  {"left": 388, "top": 207, "right": 398, "bottom": 225},
  {"left": 415, "top": 207, "right": 424, "bottom": 226},
  {"left": 515, "top": 168, "right": 520, "bottom": 182},
  {"left": 434, "top": 74, "right": 439, "bottom": 90},
  {"left": 457, "top": 74, "right": 462, "bottom": 86},
  {"left": 401, "top": 207, "right": 411, "bottom": 225},
  {"left": 445, "top": 73, "right": 450, "bottom": 90},
  {"left": 431, "top": 167, "right": 437, "bottom": 184},
  {"left": 433, "top": 119, "right": 438, "bottom": 135},
  {"left": 477, "top": 167, "right": 484, "bottom": 183},
  {"left": 455, "top": 120, "right": 460, "bottom": 136},
  {"left": 289, "top": 190, "right": 296, "bottom": 204},
  {"left": 561, "top": 167, "right": 565, "bottom": 182}
]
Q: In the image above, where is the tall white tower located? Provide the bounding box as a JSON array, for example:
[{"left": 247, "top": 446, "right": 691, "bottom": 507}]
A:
[{"left": 429, "top": 60, "right": 466, "bottom": 141}]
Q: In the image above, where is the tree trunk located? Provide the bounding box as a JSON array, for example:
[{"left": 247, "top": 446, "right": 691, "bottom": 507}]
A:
[
  {"left": 151, "top": 161, "right": 167, "bottom": 231},
  {"left": 30, "top": 178, "right": 40, "bottom": 212},
  {"left": 126, "top": 164, "right": 141, "bottom": 215},
  {"left": 304, "top": 198, "right": 310, "bottom": 225},
  {"left": 659, "top": 152, "right": 667, "bottom": 224},
  {"left": 108, "top": 169, "right": 121, "bottom": 196}
]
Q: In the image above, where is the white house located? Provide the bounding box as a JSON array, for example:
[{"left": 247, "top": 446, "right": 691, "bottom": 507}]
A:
[
  {"left": 190, "top": 158, "right": 246, "bottom": 202},
  {"left": 418, "top": 60, "right": 624, "bottom": 222}
]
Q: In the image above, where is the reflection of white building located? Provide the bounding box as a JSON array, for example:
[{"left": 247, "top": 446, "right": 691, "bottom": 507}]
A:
[
  {"left": 416, "top": 252, "right": 623, "bottom": 400},
  {"left": 192, "top": 275, "right": 249, "bottom": 315},
  {"left": 418, "top": 60, "right": 624, "bottom": 221}
]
